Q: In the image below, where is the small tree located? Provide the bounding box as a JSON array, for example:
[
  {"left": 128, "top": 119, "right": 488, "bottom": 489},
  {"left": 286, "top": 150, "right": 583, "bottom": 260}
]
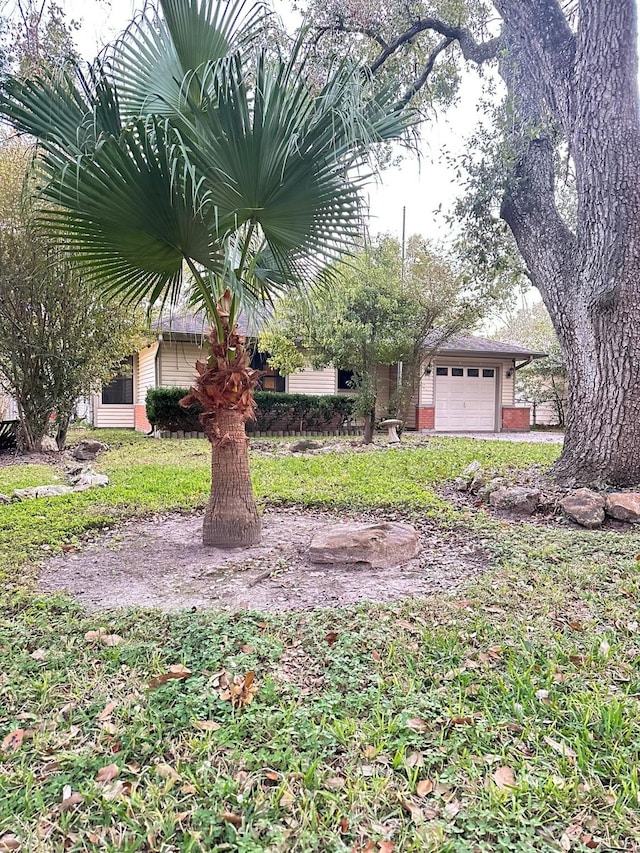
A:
[
  {"left": 0, "top": 144, "right": 142, "bottom": 450},
  {"left": 496, "top": 301, "right": 566, "bottom": 427},
  {"left": 260, "top": 234, "right": 484, "bottom": 442}
]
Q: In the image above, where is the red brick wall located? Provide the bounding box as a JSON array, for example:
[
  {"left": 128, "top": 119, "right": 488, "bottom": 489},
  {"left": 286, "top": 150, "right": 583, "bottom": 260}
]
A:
[
  {"left": 134, "top": 404, "right": 152, "bottom": 433},
  {"left": 501, "top": 406, "right": 531, "bottom": 431},
  {"left": 416, "top": 406, "right": 435, "bottom": 430}
]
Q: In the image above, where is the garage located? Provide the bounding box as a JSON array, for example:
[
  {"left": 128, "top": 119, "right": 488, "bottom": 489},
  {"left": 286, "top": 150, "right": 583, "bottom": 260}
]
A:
[{"left": 434, "top": 365, "right": 497, "bottom": 431}]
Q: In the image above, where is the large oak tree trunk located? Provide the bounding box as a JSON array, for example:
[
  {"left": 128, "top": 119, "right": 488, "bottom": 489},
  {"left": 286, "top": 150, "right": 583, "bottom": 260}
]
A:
[
  {"left": 203, "top": 408, "right": 261, "bottom": 547},
  {"left": 495, "top": 0, "right": 640, "bottom": 486}
]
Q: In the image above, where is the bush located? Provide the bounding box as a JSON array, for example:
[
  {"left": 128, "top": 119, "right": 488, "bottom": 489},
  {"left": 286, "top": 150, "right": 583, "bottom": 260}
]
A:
[{"left": 146, "top": 388, "right": 355, "bottom": 433}]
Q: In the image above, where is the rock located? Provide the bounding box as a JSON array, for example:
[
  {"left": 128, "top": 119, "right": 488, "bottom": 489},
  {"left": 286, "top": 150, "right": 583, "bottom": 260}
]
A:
[
  {"left": 308, "top": 521, "right": 420, "bottom": 569},
  {"left": 0, "top": 493, "right": 11, "bottom": 504},
  {"left": 72, "top": 439, "right": 107, "bottom": 461},
  {"left": 489, "top": 486, "right": 541, "bottom": 516},
  {"left": 13, "top": 485, "right": 74, "bottom": 500},
  {"left": 289, "top": 439, "right": 321, "bottom": 453},
  {"left": 40, "top": 435, "right": 59, "bottom": 452},
  {"left": 477, "top": 478, "right": 504, "bottom": 503},
  {"left": 469, "top": 473, "right": 487, "bottom": 494},
  {"left": 455, "top": 461, "right": 483, "bottom": 492},
  {"left": 73, "top": 472, "right": 110, "bottom": 489},
  {"left": 605, "top": 492, "right": 640, "bottom": 523},
  {"left": 560, "top": 488, "right": 605, "bottom": 528}
]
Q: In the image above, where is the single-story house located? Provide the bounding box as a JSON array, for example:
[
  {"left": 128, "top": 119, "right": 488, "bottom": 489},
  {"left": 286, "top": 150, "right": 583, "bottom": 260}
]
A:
[{"left": 88, "top": 314, "right": 546, "bottom": 433}]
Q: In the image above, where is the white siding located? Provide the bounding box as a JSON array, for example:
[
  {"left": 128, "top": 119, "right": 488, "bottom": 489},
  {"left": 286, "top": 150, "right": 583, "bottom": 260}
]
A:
[
  {"left": 93, "top": 404, "right": 135, "bottom": 428},
  {"left": 0, "top": 391, "right": 18, "bottom": 420},
  {"left": 501, "top": 365, "right": 515, "bottom": 406},
  {"left": 402, "top": 387, "right": 418, "bottom": 429},
  {"left": 287, "top": 365, "right": 336, "bottom": 395},
  {"left": 159, "top": 342, "right": 207, "bottom": 388},
  {"left": 137, "top": 342, "right": 159, "bottom": 403},
  {"left": 419, "top": 362, "right": 435, "bottom": 406}
]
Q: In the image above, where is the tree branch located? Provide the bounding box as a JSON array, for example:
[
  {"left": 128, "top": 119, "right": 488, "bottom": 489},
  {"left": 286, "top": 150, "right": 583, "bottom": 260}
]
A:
[
  {"left": 394, "top": 37, "right": 454, "bottom": 112},
  {"left": 369, "top": 18, "right": 501, "bottom": 75}
]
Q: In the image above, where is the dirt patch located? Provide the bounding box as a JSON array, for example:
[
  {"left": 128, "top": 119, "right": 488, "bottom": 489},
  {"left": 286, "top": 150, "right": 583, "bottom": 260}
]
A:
[{"left": 39, "top": 508, "right": 489, "bottom": 612}]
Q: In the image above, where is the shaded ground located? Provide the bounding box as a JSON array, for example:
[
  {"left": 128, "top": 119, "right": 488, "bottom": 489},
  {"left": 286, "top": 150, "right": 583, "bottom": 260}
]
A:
[{"left": 39, "top": 508, "right": 488, "bottom": 611}]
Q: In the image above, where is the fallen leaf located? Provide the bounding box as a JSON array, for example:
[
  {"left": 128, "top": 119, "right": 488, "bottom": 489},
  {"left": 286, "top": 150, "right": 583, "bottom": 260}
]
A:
[
  {"left": 279, "top": 789, "right": 296, "bottom": 808},
  {"left": 181, "top": 783, "right": 197, "bottom": 794},
  {"left": 363, "top": 745, "right": 377, "bottom": 759},
  {"left": 192, "top": 720, "right": 221, "bottom": 732},
  {"left": 60, "top": 792, "right": 84, "bottom": 812},
  {"left": 416, "top": 779, "right": 434, "bottom": 797},
  {"left": 598, "top": 639, "right": 611, "bottom": 658},
  {"left": 156, "top": 763, "right": 180, "bottom": 783},
  {"left": 401, "top": 799, "right": 424, "bottom": 823},
  {"left": 448, "top": 716, "right": 476, "bottom": 727},
  {"left": 101, "top": 780, "right": 126, "bottom": 800},
  {"left": 30, "top": 648, "right": 47, "bottom": 661},
  {"left": 406, "top": 750, "right": 424, "bottom": 768},
  {"left": 543, "top": 736, "right": 577, "bottom": 761},
  {"left": 0, "top": 835, "right": 20, "bottom": 851},
  {"left": 372, "top": 650, "right": 381, "bottom": 661},
  {"left": 339, "top": 817, "right": 349, "bottom": 834},
  {"left": 378, "top": 843, "right": 395, "bottom": 853},
  {"left": 326, "top": 776, "right": 346, "bottom": 790},
  {"left": 405, "top": 717, "right": 429, "bottom": 733},
  {"left": 492, "top": 766, "right": 516, "bottom": 790},
  {"left": 216, "top": 670, "right": 258, "bottom": 708},
  {"left": 535, "top": 689, "right": 551, "bottom": 703},
  {"left": 95, "top": 763, "right": 119, "bottom": 784},
  {"left": 148, "top": 664, "right": 193, "bottom": 689},
  {"left": 1, "top": 730, "right": 24, "bottom": 754},
  {"left": 84, "top": 629, "right": 123, "bottom": 647},
  {"left": 444, "top": 799, "right": 460, "bottom": 818},
  {"left": 325, "top": 631, "right": 338, "bottom": 645},
  {"left": 97, "top": 701, "right": 117, "bottom": 721}
]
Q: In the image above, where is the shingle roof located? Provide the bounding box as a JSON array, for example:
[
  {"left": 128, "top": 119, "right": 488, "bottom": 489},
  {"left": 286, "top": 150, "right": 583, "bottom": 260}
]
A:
[
  {"left": 426, "top": 331, "right": 547, "bottom": 359},
  {"left": 152, "top": 311, "right": 257, "bottom": 338}
]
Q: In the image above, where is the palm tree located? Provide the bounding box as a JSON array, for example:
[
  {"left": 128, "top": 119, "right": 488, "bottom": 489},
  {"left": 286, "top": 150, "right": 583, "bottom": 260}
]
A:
[{"left": 0, "top": 0, "right": 411, "bottom": 546}]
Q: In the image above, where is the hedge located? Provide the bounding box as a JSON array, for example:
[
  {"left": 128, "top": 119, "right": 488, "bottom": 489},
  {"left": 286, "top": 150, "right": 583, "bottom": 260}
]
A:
[{"left": 145, "top": 388, "right": 356, "bottom": 433}]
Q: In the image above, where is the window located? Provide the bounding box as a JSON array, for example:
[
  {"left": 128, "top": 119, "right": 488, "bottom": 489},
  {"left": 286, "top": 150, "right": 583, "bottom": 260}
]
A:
[
  {"left": 467, "top": 368, "right": 479, "bottom": 377},
  {"left": 436, "top": 367, "right": 448, "bottom": 376},
  {"left": 102, "top": 357, "right": 133, "bottom": 405},
  {"left": 250, "top": 350, "right": 285, "bottom": 392},
  {"left": 451, "top": 368, "right": 464, "bottom": 377},
  {"left": 482, "top": 368, "right": 495, "bottom": 378},
  {"left": 337, "top": 369, "right": 355, "bottom": 390}
]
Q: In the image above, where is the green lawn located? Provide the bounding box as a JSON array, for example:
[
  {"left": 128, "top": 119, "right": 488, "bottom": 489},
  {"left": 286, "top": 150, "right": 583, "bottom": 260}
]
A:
[{"left": 1, "top": 432, "right": 639, "bottom": 852}]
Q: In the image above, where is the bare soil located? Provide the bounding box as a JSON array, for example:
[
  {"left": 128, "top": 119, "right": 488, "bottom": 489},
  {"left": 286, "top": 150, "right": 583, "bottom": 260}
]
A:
[{"left": 39, "top": 508, "right": 489, "bottom": 612}]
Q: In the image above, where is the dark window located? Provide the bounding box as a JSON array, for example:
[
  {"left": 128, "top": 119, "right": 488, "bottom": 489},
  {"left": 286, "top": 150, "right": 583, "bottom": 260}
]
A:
[
  {"left": 250, "top": 350, "right": 285, "bottom": 392},
  {"left": 102, "top": 357, "right": 133, "bottom": 405},
  {"left": 451, "top": 368, "right": 464, "bottom": 377},
  {"left": 482, "top": 368, "right": 495, "bottom": 378},
  {"left": 436, "top": 367, "right": 448, "bottom": 376},
  {"left": 467, "top": 368, "right": 479, "bottom": 377},
  {"left": 337, "top": 369, "right": 355, "bottom": 390}
]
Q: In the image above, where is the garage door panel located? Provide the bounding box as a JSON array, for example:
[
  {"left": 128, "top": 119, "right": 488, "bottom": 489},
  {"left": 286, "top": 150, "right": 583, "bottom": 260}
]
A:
[{"left": 434, "top": 366, "right": 497, "bottom": 431}]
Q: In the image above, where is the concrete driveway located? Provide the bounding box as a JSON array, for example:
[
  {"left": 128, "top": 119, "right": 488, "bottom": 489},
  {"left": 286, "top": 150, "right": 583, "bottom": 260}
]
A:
[{"left": 422, "top": 430, "right": 564, "bottom": 444}]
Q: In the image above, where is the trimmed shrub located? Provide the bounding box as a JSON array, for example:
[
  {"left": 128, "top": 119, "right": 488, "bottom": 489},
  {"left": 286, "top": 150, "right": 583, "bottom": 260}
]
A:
[{"left": 146, "top": 388, "right": 355, "bottom": 433}]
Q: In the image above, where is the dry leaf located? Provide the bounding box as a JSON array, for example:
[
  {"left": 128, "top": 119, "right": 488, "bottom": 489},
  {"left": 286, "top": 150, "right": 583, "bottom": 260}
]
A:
[
  {"left": 378, "top": 843, "right": 395, "bottom": 853},
  {"left": 326, "top": 776, "right": 346, "bottom": 790},
  {"left": 406, "top": 751, "right": 424, "bottom": 768},
  {"left": 30, "top": 649, "right": 47, "bottom": 661},
  {"left": 598, "top": 639, "right": 611, "bottom": 658},
  {"left": 492, "top": 766, "right": 516, "bottom": 790},
  {"left": 192, "top": 720, "right": 221, "bottom": 732},
  {"left": 0, "top": 835, "right": 20, "bottom": 852},
  {"left": 101, "top": 780, "right": 126, "bottom": 800},
  {"left": 371, "top": 650, "right": 381, "bottom": 661},
  {"left": 279, "top": 789, "right": 296, "bottom": 808},
  {"left": 339, "top": 817, "right": 349, "bottom": 834},
  {"left": 156, "top": 763, "right": 180, "bottom": 783},
  {"left": 363, "top": 745, "right": 377, "bottom": 759},
  {"left": 448, "top": 716, "right": 476, "bottom": 727},
  {"left": 444, "top": 799, "right": 461, "bottom": 818},
  {"left": 400, "top": 799, "right": 424, "bottom": 823},
  {"left": 97, "top": 701, "right": 117, "bottom": 721},
  {"left": 84, "top": 629, "right": 123, "bottom": 647},
  {"left": 148, "top": 664, "right": 193, "bottom": 690},
  {"left": 535, "top": 689, "right": 550, "bottom": 702},
  {"left": 405, "top": 717, "right": 429, "bottom": 733},
  {"left": 543, "top": 736, "right": 577, "bottom": 761},
  {"left": 216, "top": 670, "right": 258, "bottom": 708},
  {"left": 95, "top": 763, "right": 120, "bottom": 784},
  {"left": 416, "top": 779, "right": 434, "bottom": 797},
  {"left": 325, "top": 631, "right": 338, "bottom": 645},
  {"left": 181, "top": 783, "right": 197, "bottom": 794},
  {"left": 1, "top": 730, "right": 24, "bottom": 754},
  {"left": 60, "top": 792, "right": 84, "bottom": 812}
]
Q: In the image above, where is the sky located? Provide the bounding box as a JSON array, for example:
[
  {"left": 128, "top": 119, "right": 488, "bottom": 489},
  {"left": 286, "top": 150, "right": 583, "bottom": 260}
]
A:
[{"left": 60, "top": 0, "right": 493, "bottom": 245}]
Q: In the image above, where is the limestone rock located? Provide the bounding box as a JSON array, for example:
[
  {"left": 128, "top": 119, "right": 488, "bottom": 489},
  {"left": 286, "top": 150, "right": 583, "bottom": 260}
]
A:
[
  {"left": 13, "top": 485, "right": 74, "bottom": 500},
  {"left": 489, "top": 486, "right": 540, "bottom": 516},
  {"left": 561, "top": 488, "right": 605, "bottom": 528},
  {"left": 455, "top": 461, "right": 483, "bottom": 492},
  {"left": 308, "top": 521, "right": 420, "bottom": 569},
  {"left": 72, "top": 439, "right": 107, "bottom": 461},
  {"left": 0, "top": 493, "right": 11, "bottom": 504},
  {"left": 469, "top": 473, "right": 487, "bottom": 494},
  {"left": 477, "top": 478, "right": 505, "bottom": 503},
  {"left": 40, "top": 435, "right": 59, "bottom": 452},
  {"left": 73, "top": 472, "right": 109, "bottom": 490},
  {"left": 605, "top": 492, "right": 640, "bottom": 523},
  {"left": 289, "top": 439, "right": 321, "bottom": 453}
]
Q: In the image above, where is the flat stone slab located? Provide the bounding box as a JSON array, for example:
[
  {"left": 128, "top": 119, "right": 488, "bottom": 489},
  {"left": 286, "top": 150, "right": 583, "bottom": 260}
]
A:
[
  {"left": 489, "top": 486, "right": 540, "bottom": 516},
  {"left": 308, "top": 521, "right": 420, "bottom": 569}
]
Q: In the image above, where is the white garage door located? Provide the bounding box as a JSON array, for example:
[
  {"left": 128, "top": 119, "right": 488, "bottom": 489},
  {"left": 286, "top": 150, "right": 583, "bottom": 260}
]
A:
[{"left": 434, "top": 366, "right": 497, "bottom": 431}]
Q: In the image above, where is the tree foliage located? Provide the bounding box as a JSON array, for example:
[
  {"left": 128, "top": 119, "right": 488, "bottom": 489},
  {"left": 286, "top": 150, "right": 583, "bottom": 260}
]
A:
[
  {"left": 260, "top": 233, "right": 485, "bottom": 441},
  {"left": 0, "top": 144, "right": 142, "bottom": 450}
]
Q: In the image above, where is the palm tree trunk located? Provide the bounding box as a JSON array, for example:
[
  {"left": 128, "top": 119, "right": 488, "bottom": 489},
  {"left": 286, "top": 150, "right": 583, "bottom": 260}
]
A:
[{"left": 203, "top": 408, "right": 261, "bottom": 547}]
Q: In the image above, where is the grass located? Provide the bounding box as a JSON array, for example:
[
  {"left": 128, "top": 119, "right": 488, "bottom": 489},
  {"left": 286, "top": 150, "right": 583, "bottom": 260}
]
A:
[{"left": 1, "top": 431, "right": 639, "bottom": 852}]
